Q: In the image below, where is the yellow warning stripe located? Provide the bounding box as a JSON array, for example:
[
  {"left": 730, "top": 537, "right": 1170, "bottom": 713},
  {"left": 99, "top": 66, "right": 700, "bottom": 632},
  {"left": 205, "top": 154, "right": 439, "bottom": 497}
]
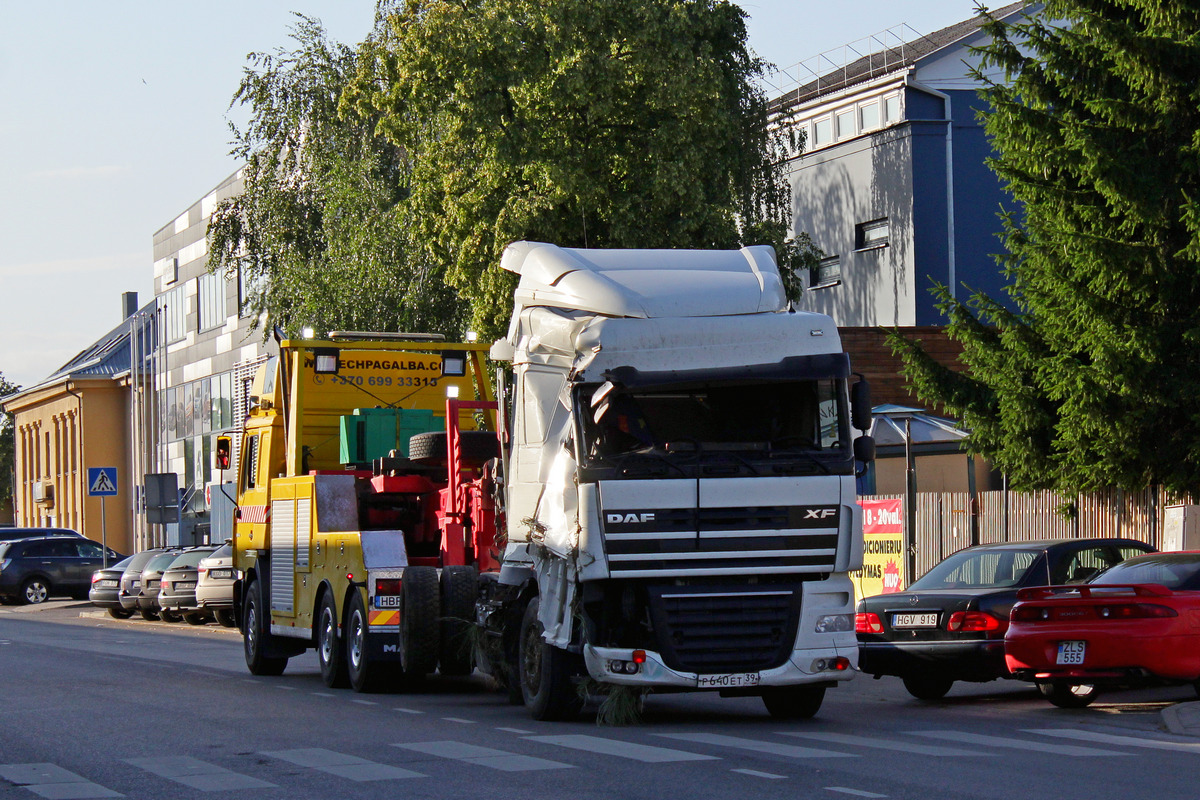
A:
[{"left": 369, "top": 609, "right": 399, "bottom": 627}]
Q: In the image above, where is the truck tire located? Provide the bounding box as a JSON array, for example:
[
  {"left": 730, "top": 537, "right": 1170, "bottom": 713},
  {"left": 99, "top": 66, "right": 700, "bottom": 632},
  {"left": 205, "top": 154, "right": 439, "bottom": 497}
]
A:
[
  {"left": 244, "top": 578, "right": 288, "bottom": 677},
  {"left": 761, "top": 685, "right": 826, "bottom": 719},
  {"left": 902, "top": 675, "right": 954, "bottom": 701},
  {"left": 401, "top": 566, "right": 441, "bottom": 676},
  {"left": 519, "top": 596, "right": 584, "bottom": 721},
  {"left": 439, "top": 566, "right": 478, "bottom": 676},
  {"left": 345, "top": 591, "right": 383, "bottom": 692},
  {"left": 408, "top": 431, "right": 500, "bottom": 468},
  {"left": 316, "top": 591, "right": 349, "bottom": 688}
]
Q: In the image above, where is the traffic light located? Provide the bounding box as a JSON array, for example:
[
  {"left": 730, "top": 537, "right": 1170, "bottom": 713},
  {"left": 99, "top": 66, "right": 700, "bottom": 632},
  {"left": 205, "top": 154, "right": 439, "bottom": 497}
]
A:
[{"left": 215, "top": 435, "right": 232, "bottom": 471}]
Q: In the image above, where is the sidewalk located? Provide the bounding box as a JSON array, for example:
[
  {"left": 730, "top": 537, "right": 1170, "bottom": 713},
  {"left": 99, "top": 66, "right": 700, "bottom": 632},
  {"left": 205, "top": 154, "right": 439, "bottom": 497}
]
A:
[{"left": 1162, "top": 701, "right": 1200, "bottom": 736}]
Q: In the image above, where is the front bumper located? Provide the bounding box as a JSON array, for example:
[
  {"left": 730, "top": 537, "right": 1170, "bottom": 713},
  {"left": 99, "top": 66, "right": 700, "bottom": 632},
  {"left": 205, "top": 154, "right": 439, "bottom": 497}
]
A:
[
  {"left": 584, "top": 642, "right": 858, "bottom": 690},
  {"left": 858, "top": 639, "right": 1008, "bottom": 681}
]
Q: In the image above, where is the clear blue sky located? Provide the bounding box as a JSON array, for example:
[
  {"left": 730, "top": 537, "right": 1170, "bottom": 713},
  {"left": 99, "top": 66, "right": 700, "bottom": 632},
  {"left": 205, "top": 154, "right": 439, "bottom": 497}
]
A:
[{"left": 0, "top": 0, "right": 983, "bottom": 390}]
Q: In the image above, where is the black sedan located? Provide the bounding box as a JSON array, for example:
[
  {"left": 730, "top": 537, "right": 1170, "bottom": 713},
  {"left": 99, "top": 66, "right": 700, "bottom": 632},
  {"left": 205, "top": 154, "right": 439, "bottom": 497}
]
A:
[
  {"left": 88, "top": 556, "right": 136, "bottom": 618},
  {"left": 855, "top": 538, "right": 1154, "bottom": 700}
]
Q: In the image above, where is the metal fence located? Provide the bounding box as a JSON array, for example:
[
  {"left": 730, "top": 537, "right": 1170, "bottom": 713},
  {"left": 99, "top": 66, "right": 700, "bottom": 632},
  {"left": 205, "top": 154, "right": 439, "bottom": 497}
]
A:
[{"left": 861, "top": 488, "right": 1192, "bottom": 580}]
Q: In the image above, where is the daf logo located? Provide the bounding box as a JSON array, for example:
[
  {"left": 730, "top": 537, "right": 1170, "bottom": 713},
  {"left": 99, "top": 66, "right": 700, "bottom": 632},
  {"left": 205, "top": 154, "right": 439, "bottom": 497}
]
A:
[
  {"left": 607, "top": 512, "right": 656, "bottom": 524},
  {"left": 804, "top": 509, "right": 837, "bottom": 519}
]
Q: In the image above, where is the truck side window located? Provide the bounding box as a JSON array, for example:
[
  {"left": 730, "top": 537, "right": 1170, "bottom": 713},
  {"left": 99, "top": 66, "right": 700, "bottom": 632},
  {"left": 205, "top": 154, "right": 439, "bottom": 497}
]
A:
[{"left": 242, "top": 434, "right": 259, "bottom": 490}]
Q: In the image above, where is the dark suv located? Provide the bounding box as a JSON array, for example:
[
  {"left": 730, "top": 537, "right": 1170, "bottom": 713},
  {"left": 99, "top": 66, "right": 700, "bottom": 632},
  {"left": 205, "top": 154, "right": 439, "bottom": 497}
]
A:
[
  {"left": 0, "top": 536, "right": 124, "bottom": 604},
  {"left": 0, "top": 527, "right": 84, "bottom": 542}
]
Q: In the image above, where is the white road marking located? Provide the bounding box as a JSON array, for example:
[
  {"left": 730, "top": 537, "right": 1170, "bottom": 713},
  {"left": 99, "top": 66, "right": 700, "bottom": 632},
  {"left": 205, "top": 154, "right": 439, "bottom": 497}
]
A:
[
  {"left": 524, "top": 734, "right": 719, "bottom": 763},
  {"left": 394, "top": 741, "right": 572, "bottom": 772},
  {"left": 393, "top": 707, "right": 424, "bottom": 714},
  {"left": 826, "top": 787, "right": 887, "bottom": 798},
  {"left": 0, "top": 763, "right": 121, "bottom": 798},
  {"left": 441, "top": 717, "right": 476, "bottom": 724},
  {"left": 495, "top": 727, "right": 534, "bottom": 734},
  {"left": 782, "top": 731, "right": 993, "bottom": 757},
  {"left": 1026, "top": 728, "right": 1200, "bottom": 753},
  {"left": 263, "top": 748, "right": 424, "bottom": 781},
  {"left": 351, "top": 699, "right": 379, "bottom": 706},
  {"left": 275, "top": 685, "right": 296, "bottom": 691},
  {"left": 733, "top": 769, "right": 787, "bottom": 779},
  {"left": 912, "top": 731, "right": 1130, "bottom": 757},
  {"left": 125, "top": 756, "right": 275, "bottom": 791},
  {"left": 655, "top": 733, "right": 853, "bottom": 759},
  {"left": 311, "top": 692, "right": 336, "bottom": 697}
]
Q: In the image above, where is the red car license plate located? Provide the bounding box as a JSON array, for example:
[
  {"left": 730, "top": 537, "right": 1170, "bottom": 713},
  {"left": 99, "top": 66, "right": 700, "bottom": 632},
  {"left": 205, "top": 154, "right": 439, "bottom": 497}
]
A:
[{"left": 1057, "top": 640, "right": 1086, "bottom": 665}]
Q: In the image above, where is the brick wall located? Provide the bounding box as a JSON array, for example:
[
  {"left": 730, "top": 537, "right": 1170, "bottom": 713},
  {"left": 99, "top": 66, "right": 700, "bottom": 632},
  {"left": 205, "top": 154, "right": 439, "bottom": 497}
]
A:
[{"left": 839, "top": 326, "right": 965, "bottom": 412}]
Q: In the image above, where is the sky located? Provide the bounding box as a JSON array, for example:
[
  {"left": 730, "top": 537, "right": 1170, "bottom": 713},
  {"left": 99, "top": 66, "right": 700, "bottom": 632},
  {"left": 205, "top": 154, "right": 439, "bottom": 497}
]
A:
[{"left": 0, "top": 0, "right": 984, "bottom": 390}]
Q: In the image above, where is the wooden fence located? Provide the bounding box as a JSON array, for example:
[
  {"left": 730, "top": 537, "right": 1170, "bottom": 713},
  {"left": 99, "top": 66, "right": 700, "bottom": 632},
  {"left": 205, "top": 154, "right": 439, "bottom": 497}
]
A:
[{"left": 861, "top": 488, "right": 1192, "bottom": 580}]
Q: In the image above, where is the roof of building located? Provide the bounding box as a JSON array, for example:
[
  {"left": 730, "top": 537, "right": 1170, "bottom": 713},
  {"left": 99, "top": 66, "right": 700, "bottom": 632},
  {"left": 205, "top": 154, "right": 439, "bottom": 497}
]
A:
[{"left": 771, "top": 1, "right": 1028, "bottom": 111}]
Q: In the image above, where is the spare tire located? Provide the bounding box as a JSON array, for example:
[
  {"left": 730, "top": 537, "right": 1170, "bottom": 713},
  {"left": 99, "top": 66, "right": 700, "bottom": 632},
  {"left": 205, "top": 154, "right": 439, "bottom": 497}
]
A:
[{"left": 409, "top": 431, "right": 500, "bottom": 468}]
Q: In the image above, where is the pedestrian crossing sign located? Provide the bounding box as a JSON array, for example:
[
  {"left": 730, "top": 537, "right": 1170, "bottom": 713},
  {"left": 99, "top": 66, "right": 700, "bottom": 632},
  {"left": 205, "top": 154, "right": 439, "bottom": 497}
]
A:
[{"left": 87, "top": 467, "right": 118, "bottom": 497}]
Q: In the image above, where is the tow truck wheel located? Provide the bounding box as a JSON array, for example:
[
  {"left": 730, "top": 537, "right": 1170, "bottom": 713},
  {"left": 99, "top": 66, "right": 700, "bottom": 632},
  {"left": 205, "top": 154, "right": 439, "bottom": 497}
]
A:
[
  {"left": 401, "top": 566, "right": 440, "bottom": 676},
  {"left": 902, "top": 675, "right": 954, "bottom": 701},
  {"left": 1038, "top": 680, "right": 1098, "bottom": 708},
  {"left": 345, "top": 591, "right": 384, "bottom": 692},
  {"left": 439, "top": 566, "right": 478, "bottom": 676},
  {"left": 316, "top": 592, "right": 348, "bottom": 688},
  {"left": 244, "top": 578, "right": 288, "bottom": 676},
  {"left": 761, "top": 685, "right": 826, "bottom": 719},
  {"left": 519, "top": 596, "right": 584, "bottom": 721}
]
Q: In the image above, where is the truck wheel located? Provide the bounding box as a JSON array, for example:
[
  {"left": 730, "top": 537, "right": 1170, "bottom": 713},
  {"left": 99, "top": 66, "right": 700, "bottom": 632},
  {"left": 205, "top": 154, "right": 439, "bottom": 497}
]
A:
[
  {"left": 439, "top": 566, "right": 478, "bottom": 676},
  {"left": 519, "top": 596, "right": 583, "bottom": 721},
  {"left": 316, "top": 592, "right": 348, "bottom": 688},
  {"left": 902, "top": 675, "right": 954, "bottom": 701},
  {"left": 1038, "top": 681, "right": 1098, "bottom": 708},
  {"left": 345, "top": 591, "right": 384, "bottom": 692},
  {"left": 401, "top": 566, "right": 440, "bottom": 676},
  {"left": 215, "top": 608, "right": 237, "bottom": 628},
  {"left": 762, "top": 685, "right": 826, "bottom": 719},
  {"left": 244, "top": 578, "right": 288, "bottom": 676},
  {"left": 409, "top": 431, "right": 500, "bottom": 468}
]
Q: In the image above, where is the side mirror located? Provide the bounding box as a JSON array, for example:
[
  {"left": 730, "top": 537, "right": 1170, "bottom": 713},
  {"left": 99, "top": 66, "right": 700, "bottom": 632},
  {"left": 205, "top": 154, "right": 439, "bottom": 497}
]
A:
[
  {"left": 851, "top": 378, "right": 872, "bottom": 431},
  {"left": 215, "top": 436, "right": 232, "bottom": 471},
  {"left": 854, "top": 434, "right": 876, "bottom": 465}
]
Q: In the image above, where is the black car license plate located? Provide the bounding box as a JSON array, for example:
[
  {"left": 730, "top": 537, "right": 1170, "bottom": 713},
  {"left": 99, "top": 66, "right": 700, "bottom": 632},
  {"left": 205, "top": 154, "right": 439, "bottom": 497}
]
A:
[{"left": 892, "top": 612, "right": 938, "bottom": 629}]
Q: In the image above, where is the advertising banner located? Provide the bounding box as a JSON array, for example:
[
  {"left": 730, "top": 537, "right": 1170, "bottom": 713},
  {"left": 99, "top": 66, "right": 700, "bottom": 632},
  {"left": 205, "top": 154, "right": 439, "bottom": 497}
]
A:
[{"left": 851, "top": 498, "right": 905, "bottom": 602}]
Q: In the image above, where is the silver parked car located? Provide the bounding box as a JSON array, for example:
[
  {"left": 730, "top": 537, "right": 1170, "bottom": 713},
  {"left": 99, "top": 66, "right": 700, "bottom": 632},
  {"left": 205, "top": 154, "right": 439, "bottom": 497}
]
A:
[
  {"left": 159, "top": 546, "right": 217, "bottom": 625},
  {"left": 195, "top": 543, "right": 237, "bottom": 628}
]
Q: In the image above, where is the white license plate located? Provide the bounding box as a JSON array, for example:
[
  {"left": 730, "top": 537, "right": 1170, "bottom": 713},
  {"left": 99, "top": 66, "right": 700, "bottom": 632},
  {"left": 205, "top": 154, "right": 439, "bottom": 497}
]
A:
[
  {"left": 1057, "top": 640, "right": 1086, "bottom": 665},
  {"left": 208, "top": 569, "right": 233, "bottom": 579},
  {"left": 697, "top": 672, "right": 760, "bottom": 688},
  {"left": 374, "top": 595, "right": 402, "bottom": 609},
  {"left": 100, "top": 580, "right": 118, "bottom": 587},
  {"left": 892, "top": 612, "right": 938, "bottom": 629},
  {"left": 131, "top": 581, "right": 140, "bottom": 589},
  {"left": 176, "top": 582, "right": 196, "bottom": 590}
]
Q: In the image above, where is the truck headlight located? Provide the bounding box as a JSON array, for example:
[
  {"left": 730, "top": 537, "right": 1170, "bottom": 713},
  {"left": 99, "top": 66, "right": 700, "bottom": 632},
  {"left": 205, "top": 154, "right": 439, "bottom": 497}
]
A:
[{"left": 814, "top": 614, "right": 853, "bottom": 633}]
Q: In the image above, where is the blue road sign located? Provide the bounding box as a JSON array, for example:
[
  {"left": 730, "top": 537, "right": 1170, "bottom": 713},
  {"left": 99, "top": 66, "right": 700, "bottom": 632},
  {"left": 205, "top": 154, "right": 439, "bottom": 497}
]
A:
[{"left": 87, "top": 467, "right": 118, "bottom": 497}]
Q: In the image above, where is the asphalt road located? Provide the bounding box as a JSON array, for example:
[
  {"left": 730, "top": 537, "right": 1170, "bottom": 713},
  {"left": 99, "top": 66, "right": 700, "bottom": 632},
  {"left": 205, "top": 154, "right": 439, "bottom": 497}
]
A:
[{"left": 1, "top": 601, "right": 1199, "bottom": 800}]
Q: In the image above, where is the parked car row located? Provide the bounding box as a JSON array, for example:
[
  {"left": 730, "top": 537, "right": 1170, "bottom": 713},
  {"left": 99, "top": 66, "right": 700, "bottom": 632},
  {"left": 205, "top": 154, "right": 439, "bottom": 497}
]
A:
[
  {"left": 856, "top": 537, "right": 1200, "bottom": 708},
  {"left": 0, "top": 533, "right": 124, "bottom": 604},
  {"left": 88, "top": 542, "right": 238, "bottom": 628}
]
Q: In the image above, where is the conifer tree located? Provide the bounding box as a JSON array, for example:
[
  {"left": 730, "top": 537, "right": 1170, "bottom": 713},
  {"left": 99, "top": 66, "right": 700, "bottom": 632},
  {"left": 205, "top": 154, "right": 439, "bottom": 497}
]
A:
[{"left": 893, "top": 1, "right": 1200, "bottom": 493}]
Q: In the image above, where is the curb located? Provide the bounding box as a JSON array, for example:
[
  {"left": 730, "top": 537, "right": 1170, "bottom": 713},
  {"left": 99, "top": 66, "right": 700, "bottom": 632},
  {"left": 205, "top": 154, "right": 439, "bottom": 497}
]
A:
[{"left": 1162, "top": 701, "right": 1200, "bottom": 737}]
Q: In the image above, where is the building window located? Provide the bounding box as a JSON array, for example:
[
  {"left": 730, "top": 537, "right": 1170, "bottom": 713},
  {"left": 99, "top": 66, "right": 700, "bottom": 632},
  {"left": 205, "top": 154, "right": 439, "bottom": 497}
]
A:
[
  {"left": 884, "top": 94, "right": 901, "bottom": 123},
  {"left": 238, "top": 261, "right": 263, "bottom": 319},
  {"left": 198, "top": 272, "right": 225, "bottom": 332},
  {"left": 860, "top": 101, "right": 880, "bottom": 130},
  {"left": 160, "top": 285, "right": 187, "bottom": 344},
  {"left": 811, "top": 256, "right": 841, "bottom": 288},
  {"left": 836, "top": 110, "right": 855, "bottom": 139},
  {"left": 813, "top": 117, "right": 832, "bottom": 146},
  {"left": 855, "top": 219, "right": 890, "bottom": 250}
]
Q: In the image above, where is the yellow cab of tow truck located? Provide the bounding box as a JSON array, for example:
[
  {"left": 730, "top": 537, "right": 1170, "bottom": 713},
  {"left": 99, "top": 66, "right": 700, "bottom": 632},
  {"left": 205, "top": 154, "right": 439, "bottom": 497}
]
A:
[{"left": 231, "top": 331, "right": 494, "bottom": 691}]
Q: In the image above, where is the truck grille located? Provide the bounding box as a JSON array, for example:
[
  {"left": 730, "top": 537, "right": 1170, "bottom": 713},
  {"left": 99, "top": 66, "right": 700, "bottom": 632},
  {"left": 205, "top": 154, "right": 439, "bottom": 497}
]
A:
[
  {"left": 647, "top": 585, "right": 801, "bottom": 674},
  {"left": 602, "top": 504, "right": 839, "bottom": 578}
]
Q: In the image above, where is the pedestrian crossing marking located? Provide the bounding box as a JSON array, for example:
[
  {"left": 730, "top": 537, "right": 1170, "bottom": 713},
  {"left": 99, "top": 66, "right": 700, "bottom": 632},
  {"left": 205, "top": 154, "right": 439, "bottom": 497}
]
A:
[
  {"left": 655, "top": 732, "right": 854, "bottom": 759},
  {"left": 1026, "top": 728, "right": 1200, "bottom": 753},
  {"left": 394, "top": 741, "right": 572, "bottom": 772},
  {"left": 0, "top": 764, "right": 121, "bottom": 799},
  {"left": 913, "top": 731, "right": 1132, "bottom": 757},
  {"left": 524, "top": 734, "right": 720, "bottom": 762},
  {"left": 262, "top": 748, "right": 425, "bottom": 781},
  {"left": 125, "top": 756, "right": 274, "bottom": 792},
  {"left": 781, "top": 731, "right": 993, "bottom": 757}
]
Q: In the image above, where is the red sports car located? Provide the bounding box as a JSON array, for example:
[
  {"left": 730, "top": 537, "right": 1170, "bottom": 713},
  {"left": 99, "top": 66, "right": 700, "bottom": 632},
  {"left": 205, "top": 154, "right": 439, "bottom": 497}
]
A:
[{"left": 1004, "top": 551, "right": 1200, "bottom": 708}]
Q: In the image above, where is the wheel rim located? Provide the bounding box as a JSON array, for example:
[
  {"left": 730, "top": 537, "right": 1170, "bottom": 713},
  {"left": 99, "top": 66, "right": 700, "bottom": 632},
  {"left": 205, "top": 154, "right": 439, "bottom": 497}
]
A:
[
  {"left": 349, "top": 610, "right": 364, "bottom": 670},
  {"left": 320, "top": 606, "right": 336, "bottom": 664},
  {"left": 246, "top": 599, "right": 258, "bottom": 654},
  {"left": 25, "top": 582, "right": 47, "bottom": 604},
  {"left": 521, "top": 619, "right": 542, "bottom": 692}
]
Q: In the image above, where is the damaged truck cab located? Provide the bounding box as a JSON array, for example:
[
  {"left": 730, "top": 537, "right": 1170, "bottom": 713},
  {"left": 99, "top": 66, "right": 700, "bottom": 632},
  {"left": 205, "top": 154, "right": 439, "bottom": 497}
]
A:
[{"left": 485, "top": 242, "right": 874, "bottom": 719}]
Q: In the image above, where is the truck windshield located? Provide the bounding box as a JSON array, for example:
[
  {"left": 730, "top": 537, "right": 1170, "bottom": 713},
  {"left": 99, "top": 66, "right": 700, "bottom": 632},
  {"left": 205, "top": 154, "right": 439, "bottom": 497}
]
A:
[{"left": 575, "top": 378, "right": 850, "bottom": 478}]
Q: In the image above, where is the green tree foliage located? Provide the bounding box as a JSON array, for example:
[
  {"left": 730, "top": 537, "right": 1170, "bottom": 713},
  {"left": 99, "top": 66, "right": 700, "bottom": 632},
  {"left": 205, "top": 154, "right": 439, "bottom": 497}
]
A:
[
  {"left": 208, "top": 14, "right": 465, "bottom": 337},
  {"left": 346, "top": 0, "right": 818, "bottom": 338},
  {"left": 893, "top": 2, "right": 1200, "bottom": 493},
  {"left": 0, "top": 372, "right": 19, "bottom": 509}
]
